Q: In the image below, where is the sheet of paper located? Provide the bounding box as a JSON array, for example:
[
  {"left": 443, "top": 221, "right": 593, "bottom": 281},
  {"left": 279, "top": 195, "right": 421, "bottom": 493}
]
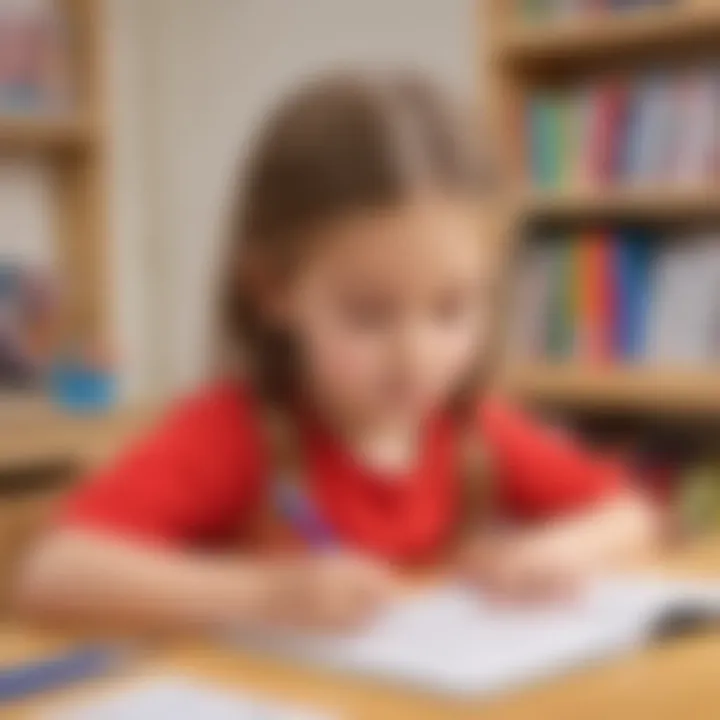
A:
[
  {"left": 233, "top": 576, "right": 720, "bottom": 697},
  {"left": 47, "top": 675, "right": 334, "bottom": 720}
]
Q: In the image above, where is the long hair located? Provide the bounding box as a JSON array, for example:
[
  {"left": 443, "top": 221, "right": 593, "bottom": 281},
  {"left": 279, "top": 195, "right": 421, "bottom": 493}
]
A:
[{"left": 220, "top": 71, "right": 498, "bottom": 537}]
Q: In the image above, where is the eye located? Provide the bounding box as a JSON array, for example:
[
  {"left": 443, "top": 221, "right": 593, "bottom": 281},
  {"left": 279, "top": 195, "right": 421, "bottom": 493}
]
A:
[
  {"left": 434, "top": 289, "right": 475, "bottom": 325},
  {"left": 340, "top": 296, "right": 395, "bottom": 330}
]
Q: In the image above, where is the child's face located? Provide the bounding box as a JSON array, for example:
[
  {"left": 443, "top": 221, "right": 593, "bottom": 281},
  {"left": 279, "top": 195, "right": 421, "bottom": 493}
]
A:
[{"left": 282, "top": 197, "right": 493, "bottom": 425}]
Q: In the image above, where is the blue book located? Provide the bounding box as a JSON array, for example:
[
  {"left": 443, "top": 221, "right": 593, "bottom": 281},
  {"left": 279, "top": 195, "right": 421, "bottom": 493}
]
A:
[
  {"left": 614, "top": 230, "right": 655, "bottom": 360},
  {"left": 613, "top": 233, "right": 632, "bottom": 360}
]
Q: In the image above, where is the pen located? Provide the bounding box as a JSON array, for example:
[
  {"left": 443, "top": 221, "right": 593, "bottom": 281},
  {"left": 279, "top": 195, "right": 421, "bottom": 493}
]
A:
[{"left": 272, "top": 478, "right": 336, "bottom": 550}]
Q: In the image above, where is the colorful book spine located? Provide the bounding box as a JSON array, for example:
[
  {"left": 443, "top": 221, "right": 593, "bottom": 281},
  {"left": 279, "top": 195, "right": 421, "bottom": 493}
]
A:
[
  {"left": 525, "top": 65, "right": 718, "bottom": 190},
  {"left": 577, "top": 230, "right": 614, "bottom": 362},
  {"left": 625, "top": 230, "right": 654, "bottom": 360},
  {"left": 521, "top": 0, "right": 679, "bottom": 20},
  {"left": 547, "top": 238, "right": 578, "bottom": 359},
  {"left": 592, "top": 81, "right": 628, "bottom": 185},
  {"left": 529, "top": 93, "right": 564, "bottom": 187}
]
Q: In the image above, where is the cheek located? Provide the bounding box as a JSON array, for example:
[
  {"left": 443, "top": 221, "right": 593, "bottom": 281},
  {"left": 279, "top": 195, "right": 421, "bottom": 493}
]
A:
[
  {"left": 295, "top": 304, "right": 386, "bottom": 389},
  {"left": 433, "top": 313, "right": 488, "bottom": 383}
]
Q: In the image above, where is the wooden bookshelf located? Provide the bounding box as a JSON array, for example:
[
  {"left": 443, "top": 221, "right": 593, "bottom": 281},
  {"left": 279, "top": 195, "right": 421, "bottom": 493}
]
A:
[
  {"left": 499, "top": 5, "right": 720, "bottom": 67},
  {"left": 487, "top": 0, "right": 720, "bottom": 414},
  {"left": 0, "top": 115, "right": 95, "bottom": 153},
  {"left": 519, "top": 188, "right": 720, "bottom": 221},
  {"left": 0, "top": 1, "right": 145, "bottom": 472},
  {"left": 507, "top": 365, "right": 720, "bottom": 415},
  {"left": 0, "top": 0, "right": 109, "bottom": 344}
]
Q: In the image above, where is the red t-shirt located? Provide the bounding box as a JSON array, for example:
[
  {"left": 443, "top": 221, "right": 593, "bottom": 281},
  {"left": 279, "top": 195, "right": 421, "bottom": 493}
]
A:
[{"left": 63, "top": 383, "right": 624, "bottom": 563}]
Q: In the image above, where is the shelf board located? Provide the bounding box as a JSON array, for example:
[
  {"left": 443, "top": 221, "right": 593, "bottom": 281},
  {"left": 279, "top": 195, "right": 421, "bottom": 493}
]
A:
[
  {"left": 518, "top": 188, "right": 720, "bottom": 221},
  {"left": 500, "top": 7, "right": 720, "bottom": 66},
  {"left": 0, "top": 115, "right": 96, "bottom": 153},
  {"left": 507, "top": 364, "right": 720, "bottom": 414},
  {"left": 0, "top": 403, "right": 157, "bottom": 472}
]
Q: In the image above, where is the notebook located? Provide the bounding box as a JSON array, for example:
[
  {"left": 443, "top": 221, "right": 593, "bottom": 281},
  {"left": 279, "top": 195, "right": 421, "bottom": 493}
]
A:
[
  {"left": 47, "top": 676, "right": 334, "bottom": 720},
  {"left": 230, "top": 575, "right": 720, "bottom": 697}
]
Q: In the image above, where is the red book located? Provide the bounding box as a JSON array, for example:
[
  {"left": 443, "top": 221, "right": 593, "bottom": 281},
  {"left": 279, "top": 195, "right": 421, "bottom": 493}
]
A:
[
  {"left": 578, "top": 230, "right": 600, "bottom": 362},
  {"left": 588, "top": 80, "right": 629, "bottom": 186},
  {"left": 580, "top": 229, "right": 615, "bottom": 363}
]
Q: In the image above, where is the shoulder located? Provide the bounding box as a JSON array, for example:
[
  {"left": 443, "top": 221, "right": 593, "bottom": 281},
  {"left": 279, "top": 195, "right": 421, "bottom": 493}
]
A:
[
  {"left": 476, "top": 394, "right": 569, "bottom": 460},
  {"left": 149, "top": 379, "right": 268, "bottom": 467},
  {"left": 477, "top": 395, "right": 530, "bottom": 437},
  {"left": 62, "top": 379, "right": 270, "bottom": 542},
  {"left": 166, "top": 379, "right": 262, "bottom": 430}
]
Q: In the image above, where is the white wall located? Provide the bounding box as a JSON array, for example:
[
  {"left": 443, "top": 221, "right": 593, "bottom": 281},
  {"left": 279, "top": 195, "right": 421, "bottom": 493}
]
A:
[
  {"left": 111, "top": 0, "right": 481, "bottom": 397},
  {"left": 106, "top": 0, "right": 155, "bottom": 401}
]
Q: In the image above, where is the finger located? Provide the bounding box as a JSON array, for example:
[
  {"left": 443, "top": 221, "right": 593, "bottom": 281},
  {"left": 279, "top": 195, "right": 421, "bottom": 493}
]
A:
[{"left": 508, "top": 564, "right": 583, "bottom": 604}]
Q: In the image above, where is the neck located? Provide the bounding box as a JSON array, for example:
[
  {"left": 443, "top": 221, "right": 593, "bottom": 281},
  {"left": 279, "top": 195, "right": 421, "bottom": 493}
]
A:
[{"left": 305, "top": 391, "right": 425, "bottom": 476}]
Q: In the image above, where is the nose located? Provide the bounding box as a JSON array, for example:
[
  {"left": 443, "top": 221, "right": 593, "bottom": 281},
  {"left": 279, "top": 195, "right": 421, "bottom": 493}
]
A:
[{"left": 394, "top": 321, "right": 438, "bottom": 390}]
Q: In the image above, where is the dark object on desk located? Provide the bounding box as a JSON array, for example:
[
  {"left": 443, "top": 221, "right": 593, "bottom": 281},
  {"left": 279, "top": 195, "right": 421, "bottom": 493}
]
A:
[{"left": 652, "top": 606, "right": 720, "bottom": 642}]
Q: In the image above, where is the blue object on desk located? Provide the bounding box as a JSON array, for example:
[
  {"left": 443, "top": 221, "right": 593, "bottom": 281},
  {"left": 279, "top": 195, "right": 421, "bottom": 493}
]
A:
[
  {"left": 0, "top": 644, "right": 125, "bottom": 705},
  {"left": 49, "top": 360, "right": 117, "bottom": 413}
]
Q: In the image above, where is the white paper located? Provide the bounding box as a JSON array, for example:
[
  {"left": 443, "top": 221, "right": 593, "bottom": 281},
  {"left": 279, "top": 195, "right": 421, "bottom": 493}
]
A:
[
  {"left": 232, "top": 576, "right": 720, "bottom": 697},
  {"left": 48, "top": 676, "right": 334, "bottom": 720}
]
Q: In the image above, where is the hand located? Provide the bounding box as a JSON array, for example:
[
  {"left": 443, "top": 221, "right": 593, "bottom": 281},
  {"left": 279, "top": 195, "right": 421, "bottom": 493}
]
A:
[
  {"left": 456, "top": 528, "right": 591, "bottom": 603},
  {"left": 260, "top": 551, "right": 397, "bottom": 631}
]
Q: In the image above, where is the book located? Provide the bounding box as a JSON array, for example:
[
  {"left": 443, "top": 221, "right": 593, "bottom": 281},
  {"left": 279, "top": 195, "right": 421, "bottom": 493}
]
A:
[
  {"left": 616, "top": 230, "right": 654, "bottom": 360},
  {"left": 521, "top": 0, "right": 679, "bottom": 21},
  {"left": 515, "top": 227, "right": 720, "bottom": 365},
  {"left": 528, "top": 92, "right": 564, "bottom": 187},
  {"left": 0, "top": 0, "right": 72, "bottom": 116},
  {"left": 672, "top": 67, "right": 719, "bottom": 185},
  {"left": 545, "top": 238, "right": 575, "bottom": 358},
  {"left": 577, "top": 230, "right": 613, "bottom": 362},
  {"left": 525, "top": 66, "right": 719, "bottom": 190},
  {"left": 511, "top": 240, "right": 557, "bottom": 359},
  {"left": 644, "top": 237, "right": 720, "bottom": 364}
]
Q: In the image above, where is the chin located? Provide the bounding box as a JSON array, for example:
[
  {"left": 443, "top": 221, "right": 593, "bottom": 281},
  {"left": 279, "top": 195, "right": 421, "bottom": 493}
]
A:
[{"left": 381, "top": 399, "right": 443, "bottom": 422}]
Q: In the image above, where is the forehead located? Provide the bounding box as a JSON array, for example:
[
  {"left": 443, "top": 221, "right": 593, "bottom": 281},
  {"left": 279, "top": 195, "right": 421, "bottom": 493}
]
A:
[{"left": 301, "top": 199, "right": 493, "bottom": 290}]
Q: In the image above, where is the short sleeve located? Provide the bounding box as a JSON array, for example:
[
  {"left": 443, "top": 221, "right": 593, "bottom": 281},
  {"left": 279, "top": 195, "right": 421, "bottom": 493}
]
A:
[
  {"left": 480, "top": 399, "right": 626, "bottom": 520},
  {"left": 61, "top": 384, "right": 266, "bottom": 547}
]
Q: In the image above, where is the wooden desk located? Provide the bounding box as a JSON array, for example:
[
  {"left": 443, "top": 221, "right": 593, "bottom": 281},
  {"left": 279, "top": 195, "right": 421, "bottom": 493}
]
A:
[
  {"left": 4, "top": 539, "right": 720, "bottom": 720},
  {"left": 0, "top": 403, "right": 158, "bottom": 473}
]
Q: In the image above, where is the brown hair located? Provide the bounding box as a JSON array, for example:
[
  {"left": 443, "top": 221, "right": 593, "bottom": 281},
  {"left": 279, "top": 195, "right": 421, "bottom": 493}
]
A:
[{"left": 221, "top": 71, "right": 497, "bottom": 537}]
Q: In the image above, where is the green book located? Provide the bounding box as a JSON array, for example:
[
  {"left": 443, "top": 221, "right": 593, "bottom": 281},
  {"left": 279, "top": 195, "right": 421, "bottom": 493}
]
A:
[
  {"left": 530, "top": 92, "right": 563, "bottom": 188},
  {"left": 545, "top": 238, "right": 575, "bottom": 359},
  {"left": 522, "top": 0, "right": 557, "bottom": 21},
  {"left": 557, "top": 91, "right": 580, "bottom": 188}
]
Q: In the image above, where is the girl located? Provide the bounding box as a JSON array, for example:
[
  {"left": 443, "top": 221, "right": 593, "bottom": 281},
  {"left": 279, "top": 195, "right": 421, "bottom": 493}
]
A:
[{"left": 16, "top": 73, "right": 655, "bottom": 631}]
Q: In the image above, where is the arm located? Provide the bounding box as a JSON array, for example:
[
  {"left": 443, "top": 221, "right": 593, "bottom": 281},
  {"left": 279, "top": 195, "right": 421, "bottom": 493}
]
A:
[
  {"left": 13, "top": 388, "right": 394, "bottom": 631},
  {"left": 14, "top": 529, "right": 269, "bottom": 631},
  {"left": 460, "top": 402, "right": 660, "bottom": 598},
  {"left": 11, "top": 387, "right": 271, "bottom": 630},
  {"left": 15, "top": 529, "right": 395, "bottom": 632},
  {"left": 529, "top": 489, "right": 659, "bottom": 569},
  {"left": 14, "top": 387, "right": 269, "bottom": 631},
  {"left": 15, "top": 529, "right": 395, "bottom": 633},
  {"left": 459, "top": 493, "right": 658, "bottom": 600}
]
